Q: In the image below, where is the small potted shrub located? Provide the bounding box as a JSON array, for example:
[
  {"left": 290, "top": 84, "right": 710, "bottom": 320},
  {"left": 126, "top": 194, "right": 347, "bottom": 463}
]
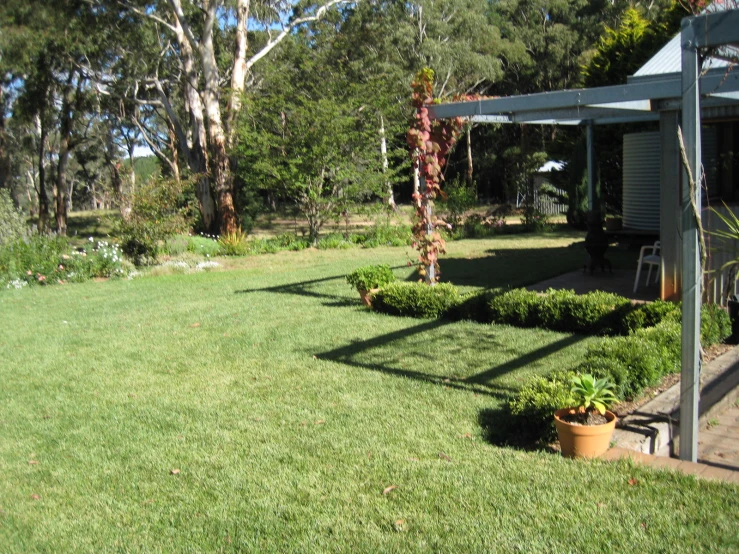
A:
[
  {"left": 605, "top": 215, "right": 622, "bottom": 232},
  {"left": 553, "top": 374, "right": 618, "bottom": 459},
  {"left": 346, "top": 264, "right": 396, "bottom": 306}
]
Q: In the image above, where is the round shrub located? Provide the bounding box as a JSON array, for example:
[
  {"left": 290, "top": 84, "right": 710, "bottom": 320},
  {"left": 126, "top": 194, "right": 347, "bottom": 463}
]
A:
[
  {"left": 577, "top": 323, "right": 680, "bottom": 400},
  {"left": 622, "top": 299, "right": 681, "bottom": 333},
  {"left": 447, "top": 289, "right": 501, "bottom": 323},
  {"left": 537, "top": 288, "right": 577, "bottom": 330},
  {"left": 372, "top": 282, "right": 460, "bottom": 319},
  {"left": 488, "top": 288, "right": 541, "bottom": 327},
  {"left": 507, "top": 371, "right": 574, "bottom": 442},
  {"left": 559, "top": 290, "right": 632, "bottom": 335},
  {"left": 346, "top": 264, "right": 396, "bottom": 292},
  {"left": 701, "top": 303, "right": 732, "bottom": 347}
]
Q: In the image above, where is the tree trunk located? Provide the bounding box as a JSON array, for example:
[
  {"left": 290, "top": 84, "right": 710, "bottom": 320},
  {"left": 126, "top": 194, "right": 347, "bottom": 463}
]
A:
[
  {"left": 127, "top": 141, "right": 136, "bottom": 196},
  {"left": 200, "top": 0, "right": 237, "bottom": 235},
  {"left": 226, "top": 0, "right": 250, "bottom": 146},
  {"left": 466, "top": 124, "right": 475, "bottom": 198},
  {"left": 380, "top": 114, "right": 396, "bottom": 210},
  {"left": 55, "top": 135, "right": 71, "bottom": 236},
  {"left": 55, "top": 77, "right": 76, "bottom": 236},
  {"left": 413, "top": 158, "right": 420, "bottom": 196},
  {"left": 36, "top": 115, "right": 50, "bottom": 234},
  {"left": 0, "top": 88, "right": 7, "bottom": 191},
  {"left": 170, "top": 6, "right": 217, "bottom": 231}
]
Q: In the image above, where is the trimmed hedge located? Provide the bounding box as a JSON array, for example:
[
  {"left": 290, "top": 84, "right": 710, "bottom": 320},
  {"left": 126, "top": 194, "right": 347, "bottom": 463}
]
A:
[
  {"left": 370, "top": 282, "right": 732, "bottom": 444},
  {"left": 371, "top": 282, "right": 460, "bottom": 319},
  {"left": 577, "top": 320, "right": 681, "bottom": 399},
  {"left": 505, "top": 312, "right": 731, "bottom": 443},
  {"left": 374, "top": 285, "right": 731, "bottom": 346}
]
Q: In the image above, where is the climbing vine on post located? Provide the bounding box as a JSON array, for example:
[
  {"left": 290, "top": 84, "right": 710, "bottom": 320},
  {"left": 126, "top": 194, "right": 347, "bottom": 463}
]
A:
[{"left": 407, "top": 69, "right": 467, "bottom": 283}]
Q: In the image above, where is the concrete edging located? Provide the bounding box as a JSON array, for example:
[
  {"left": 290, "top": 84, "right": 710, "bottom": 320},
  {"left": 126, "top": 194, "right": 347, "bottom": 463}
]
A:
[{"left": 612, "top": 345, "right": 739, "bottom": 456}]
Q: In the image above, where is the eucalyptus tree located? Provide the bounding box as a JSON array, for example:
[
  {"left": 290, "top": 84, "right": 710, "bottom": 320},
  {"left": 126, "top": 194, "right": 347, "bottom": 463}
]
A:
[
  {"left": 1, "top": 0, "right": 124, "bottom": 234},
  {"left": 105, "top": 0, "right": 355, "bottom": 235}
]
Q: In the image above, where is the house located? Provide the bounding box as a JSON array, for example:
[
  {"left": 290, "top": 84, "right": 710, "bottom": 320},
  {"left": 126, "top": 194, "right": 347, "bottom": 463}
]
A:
[
  {"left": 426, "top": 7, "right": 739, "bottom": 461},
  {"left": 430, "top": 8, "right": 739, "bottom": 305}
]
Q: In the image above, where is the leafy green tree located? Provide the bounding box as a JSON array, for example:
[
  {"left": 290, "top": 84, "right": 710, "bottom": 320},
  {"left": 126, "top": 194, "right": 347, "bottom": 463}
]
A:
[
  {"left": 1, "top": 0, "right": 128, "bottom": 234},
  {"left": 96, "top": 0, "right": 353, "bottom": 236},
  {"left": 236, "top": 39, "right": 384, "bottom": 244}
]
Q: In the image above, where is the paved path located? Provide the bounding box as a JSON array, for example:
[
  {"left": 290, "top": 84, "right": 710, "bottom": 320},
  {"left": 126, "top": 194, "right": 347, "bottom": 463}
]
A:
[
  {"left": 601, "top": 402, "right": 739, "bottom": 484},
  {"left": 698, "top": 401, "right": 739, "bottom": 471},
  {"left": 600, "top": 446, "right": 739, "bottom": 484},
  {"left": 527, "top": 268, "right": 659, "bottom": 303}
]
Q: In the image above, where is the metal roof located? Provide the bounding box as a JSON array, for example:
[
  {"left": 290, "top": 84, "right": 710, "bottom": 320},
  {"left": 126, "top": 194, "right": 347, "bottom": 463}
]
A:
[{"left": 631, "top": 34, "right": 731, "bottom": 81}]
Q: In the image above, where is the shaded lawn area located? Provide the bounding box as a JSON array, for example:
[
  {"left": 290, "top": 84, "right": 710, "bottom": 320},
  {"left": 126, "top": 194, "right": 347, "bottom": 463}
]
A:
[{"left": 1, "top": 237, "right": 736, "bottom": 552}]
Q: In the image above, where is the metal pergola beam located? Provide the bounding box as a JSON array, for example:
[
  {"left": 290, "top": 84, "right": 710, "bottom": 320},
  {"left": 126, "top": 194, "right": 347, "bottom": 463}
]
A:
[
  {"left": 683, "top": 9, "right": 739, "bottom": 48},
  {"left": 428, "top": 69, "right": 739, "bottom": 124}
]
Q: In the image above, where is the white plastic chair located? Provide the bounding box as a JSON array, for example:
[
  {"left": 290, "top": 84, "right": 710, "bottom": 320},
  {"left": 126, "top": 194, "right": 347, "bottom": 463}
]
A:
[{"left": 633, "top": 241, "right": 661, "bottom": 293}]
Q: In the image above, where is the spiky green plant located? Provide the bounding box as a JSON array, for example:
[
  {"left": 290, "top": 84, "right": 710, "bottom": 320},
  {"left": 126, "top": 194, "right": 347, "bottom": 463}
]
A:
[{"left": 569, "top": 374, "right": 618, "bottom": 415}]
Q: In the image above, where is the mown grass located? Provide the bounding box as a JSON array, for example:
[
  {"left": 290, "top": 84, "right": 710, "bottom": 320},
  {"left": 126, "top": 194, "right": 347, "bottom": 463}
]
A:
[{"left": 1, "top": 240, "right": 736, "bottom": 552}]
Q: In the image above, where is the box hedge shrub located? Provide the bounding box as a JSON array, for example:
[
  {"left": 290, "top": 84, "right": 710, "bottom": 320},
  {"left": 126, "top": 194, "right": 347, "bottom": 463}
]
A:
[
  {"left": 372, "top": 282, "right": 460, "bottom": 319},
  {"left": 701, "top": 303, "right": 732, "bottom": 346},
  {"left": 487, "top": 288, "right": 632, "bottom": 335},
  {"left": 506, "top": 370, "right": 574, "bottom": 443},
  {"left": 487, "top": 288, "right": 540, "bottom": 327},
  {"left": 446, "top": 289, "right": 501, "bottom": 323},
  {"left": 621, "top": 299, "right": 681, "bottom": 333},
  {"left": 576, "top": 320, "right": 681, "bottom": 400}
]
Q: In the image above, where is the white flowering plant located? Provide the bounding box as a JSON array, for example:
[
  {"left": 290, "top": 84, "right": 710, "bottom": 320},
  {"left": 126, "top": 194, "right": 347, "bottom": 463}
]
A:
[{"left": 63, "top": 239, "right": 131, "bottom": 282}]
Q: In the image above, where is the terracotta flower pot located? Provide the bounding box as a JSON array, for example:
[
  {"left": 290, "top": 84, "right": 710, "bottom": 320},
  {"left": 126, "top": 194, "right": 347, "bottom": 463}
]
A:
[
  {"left": 553, "top": 408, "right": 617, "bottom": 459},
  {"left": 359, "top": 288, "right": 379, "bottom": 307},
  {"left": 605, "top": 218, "right": 622, "bottom": 231}
]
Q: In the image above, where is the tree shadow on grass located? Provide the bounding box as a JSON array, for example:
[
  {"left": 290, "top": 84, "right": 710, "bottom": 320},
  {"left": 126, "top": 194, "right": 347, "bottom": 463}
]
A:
[{"left": 437, "top": 243, "right": 588, "bottom": 289}]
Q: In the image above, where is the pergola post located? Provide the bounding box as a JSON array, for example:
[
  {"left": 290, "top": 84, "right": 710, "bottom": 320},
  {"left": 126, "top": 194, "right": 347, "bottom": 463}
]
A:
[
  {"left": 586, "top": 121, "right": 596, "bottom": 212},
  {"left": 679, "top": 19, "right": 702, "bottom": 462}
]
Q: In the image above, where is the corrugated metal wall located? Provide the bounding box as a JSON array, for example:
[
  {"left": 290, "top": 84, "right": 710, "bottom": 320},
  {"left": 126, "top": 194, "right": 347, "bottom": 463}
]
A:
[{"left": 623, "top": 132, "right": 661, "bottom": 232}]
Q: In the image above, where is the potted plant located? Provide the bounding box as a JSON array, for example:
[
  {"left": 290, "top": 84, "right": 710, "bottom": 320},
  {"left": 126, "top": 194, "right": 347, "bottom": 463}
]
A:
[
  {"left": 554, "top": 374, "right": 618, "bottom": 459},
  {"left": 605, "top": 215, "right": 622, "bottom": 232},
  {"left": 707, "top": 203, "right": 739, "bottom": 343},
  {"left": 346, "top": 264, "right": 396, "bottom": 307}
]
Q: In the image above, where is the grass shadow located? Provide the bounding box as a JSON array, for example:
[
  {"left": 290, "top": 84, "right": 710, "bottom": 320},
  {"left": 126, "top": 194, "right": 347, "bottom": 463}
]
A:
[
  {"left": 466, "top": 333, "right": 587, "bottom": 384},
  {"left": 317, "top": 318, "right": 586, "bottom": 400},
  {"left": 436, "top": 242, "right": 640, "bottom": 290},
  {"left": 317, "top": 319, "right": 515, "bottom": 400},
  {"left": 235, "top": 265, "right": 408, "bottom": 307},
  {"left": 477, "top": 407, "right": 557, "bottom": 453}
]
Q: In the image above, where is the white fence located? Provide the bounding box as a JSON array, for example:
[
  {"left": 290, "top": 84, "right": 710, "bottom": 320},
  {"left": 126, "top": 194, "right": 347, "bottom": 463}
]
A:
[{"left": 514, "top": 189, "right": 567, "bottom": 216}]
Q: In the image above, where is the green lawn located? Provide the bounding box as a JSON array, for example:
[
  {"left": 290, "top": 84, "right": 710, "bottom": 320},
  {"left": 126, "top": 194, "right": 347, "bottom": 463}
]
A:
[{"left": 1, "top": 237, "right": 736, "bottom": 552}]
